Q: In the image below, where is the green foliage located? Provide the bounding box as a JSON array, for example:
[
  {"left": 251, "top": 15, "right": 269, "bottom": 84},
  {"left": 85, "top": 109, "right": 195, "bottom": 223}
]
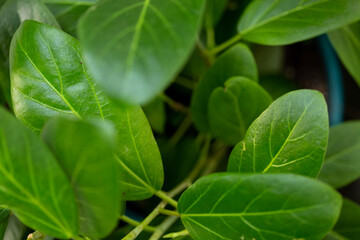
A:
[
  {"left": 178, "top": 173, "right": 342, "bottom": 240},
  {"left": 0, "top": 208, "right": 10, "bottom": 239}
]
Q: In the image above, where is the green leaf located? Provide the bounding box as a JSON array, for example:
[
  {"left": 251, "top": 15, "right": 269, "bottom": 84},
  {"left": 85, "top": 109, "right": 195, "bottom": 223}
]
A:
[
  {"left": 0, "top": 208, "right": 10, "bottom": 240},
  {"left": 205, "top": 0, "right": 228, "bottom": 27},
  {"left": 0, "top": 0, "right": 58, "bottom": 106},
  {"left": 178, "top": 173, "right": 342, "bottom": 240},
  {"left": 10, "top": 20, "right": 163, "bottom": 200},
  {"left": 0, "top": 107, "right": 78, "bottom": 238},
  {"left": 143, "top": 97, "right": 166, "bottom": 134},
  {"left": 191, "top": 44, "right": 258, "bottom": 133},
  {"left": 228, "top": 90, "right": 329, "bottom": 177},
  {"left": 78, "top": 0, "right": 205, "bottom": 105},
  {"left": 3, "top": 215, "right": 27, "bottom": 240},
  {"left": 41, "top": 118, "right": 119, "bottom": 239},
  {"left": 238, "top": 0, "right": 360, "bottom": 45},
  {"left": 208, "top": 77, "right": 272, "bottom": 145},
  {"left": 318, "top": 121, "right": 360, "bottom": 188},
  {"left": 42, "top": 0, "right": 97, "bottom": 37},
  {"left": 328, "top": 21, "right": 360, "bottom": 86}
]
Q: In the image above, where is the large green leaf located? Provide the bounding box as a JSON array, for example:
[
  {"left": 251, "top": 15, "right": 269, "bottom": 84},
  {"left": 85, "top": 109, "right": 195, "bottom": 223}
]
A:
[
  {"left": 328, "top": 21, "right": 360, "bottom": 86},
  {"left": 208, "top": 77, "right": 272, "bottom": 145},
  {"left": 228, "top": 90, "right": 329, "bottom": 177},
  {"left": 178, "top": 173, "right": 342, "bottom": 240},
  {"left": 191, "top": 44, "right": 258, "bottom": 133},
  {"left": 0, "top": 0, "right": 58, "bottom": 106},
  {"left": 0, "top": 107, "right": 78, "bottom": 238},
  {"left": 78, "top": 0, "right": 205, "bottom": 105},
  {"left": 42, "top": 118, "right": 119, "bottom": 239},
  {"left": 318, "top": 121, "right": 360, "bottom": 188},
  {"left": 238, "top": 0, "right": 360, "bottom": 45},
  {"left": 0, "top": 208, "right": 10, "bottom": 239},
  {"left": 10, "top": 20, "right": 163, "bottom": 200}
]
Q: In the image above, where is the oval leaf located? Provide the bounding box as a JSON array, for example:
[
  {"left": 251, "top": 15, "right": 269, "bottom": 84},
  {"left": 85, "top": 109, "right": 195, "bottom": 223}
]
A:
[
  {"left": 238, "top": 0, "right": 360, "bottom": 45},
  {"left": 208, "top": 77, "right": 272, "bottom": 145},
  {"left": 42, "top": 118, "right": 119, "bottom": 238},
  {"left": 191, "top": 44, "right": 258, "bottom": 133},
  {"left": 178, "top": 173, "right": 342, "bottom": 240},
  {"left": 328, "top": 21, "right": 360, "bottom": 86},
  {"left": 0, "top": 108, "right": 78, "bottom": 238},
  {"left": 10, "top": 20, "right": 163, "bottom": 200},
  {"left": 78, "top": 0, "right": 205, "bottom": 105},
  {"left": 227, "top": 90, "right": 329, "bottom": 177},
  {"left": 318, "top": 121, "right": 360, "bottom": 188}
]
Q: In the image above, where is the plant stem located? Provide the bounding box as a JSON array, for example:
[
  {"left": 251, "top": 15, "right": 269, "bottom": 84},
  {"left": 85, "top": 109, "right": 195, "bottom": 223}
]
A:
[
  {"left": 158, "top": 209, "right": 180, "bottom": 217},
  {"left": 175, "top": 76, "right": 195, "bottom": 90},
  {"left": 169, "top": 114, "right": 192, "bottom": 147},
  {"left": 159, "top": 93, "right": 189, "bottom": 114},
  {"left": 196, "top": 38, "right": 212, "bottom": 66},
  {"left": 163, "top": 229, "right": 189, "bottom": 238},
  {"left": 120, "top": 215, "right": 156, "bottom": 232},
  {"left": 186, "top": 136, "right": 211, "bottom": 182},
  {"left": 149, "top": 216, "right": 178, "bottom": 240},
  {"left": 209, "top": 33, "right": 243, "bottom": 56},
  {"left": 27, "top": 231, "right": 45, "bottom": 240},
  {"left": 154, "top": 190, "right": 178, "bottom": 208}
]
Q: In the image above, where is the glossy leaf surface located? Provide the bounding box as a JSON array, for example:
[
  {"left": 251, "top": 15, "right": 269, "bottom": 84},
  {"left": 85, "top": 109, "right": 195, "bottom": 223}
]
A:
[
  {"left": 228, "top": 90, "right": 329, "bottom": 177},
  {"left": 42, "top": 118, "right": 119, "bottom": 239},
  {"left": 178, "top": 173, "right": 342, "bottom": 240},
  {"left": 238, "top": 0, "right": 360, "bottom": 45},
  {"left": 328, "top": 21, "right": 360, "bottom": 86},
  {"left": 10, "top": 20, "right": 163, "bottom": 200},
  {"left": 0, "top": 0, "right": 58, "bottom": 106},
  {"left": 191, "top": 44, "right": 258, "bottom": 133},
  {"left": 208, "top": 77, "right": 272, "bottom": 145},
  {"left": 0, "top": 208, "right": 10, "bottom": 240},
  {"left": 78, "top": 0, "right": 205, "bottom": 104},
  {"left": 0, "top": 108, "right": 78, "bottom": 238},
  {"left": 318, "top": 121, "right": 360, "bottom": 188}
]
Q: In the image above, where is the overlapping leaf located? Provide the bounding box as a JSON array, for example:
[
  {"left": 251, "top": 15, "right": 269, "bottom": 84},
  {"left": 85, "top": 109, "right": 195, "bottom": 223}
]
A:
[
  {"left": 238, "top": 0, "right": 360, "bottom": 45},
  {"left": 10, "top": 20, "right": 163, "bottom": 200},
  {"left": 0, "top": 208, "right": 10, "bottom": 239},
  {"left": 78, "top": 0, "right": 205, "bottom": 105},
  {"left": 0, "top": 107, "right": 78, "bottom": 238},
  {"left": 228, "top": 90, "right": 329, "bottom": 177},
  {"left": 191, "top": 44, "right": 258, "bottom": 133},
  {"left": 42, "top": 118, "right": 119, "bottom": 239},
  {"left": 178, "top": 173, "right": 342, "bottom": 240}
]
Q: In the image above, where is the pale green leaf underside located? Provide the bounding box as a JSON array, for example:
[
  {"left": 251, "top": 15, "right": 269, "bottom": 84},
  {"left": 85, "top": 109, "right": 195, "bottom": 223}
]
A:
[
  {"left": 328, "top": 21, "right": 360, "bottom": 86},
  {"left": 191, "top": 44, "right": 258, "bottom": 133},
  {"left": 0, "top": 108, "right": 78, "bottom": 238},
  {"left": 0, "top": 208, "right": 10, "bottom": 239},
  {"left": 228, "top": 90, "right": 329, "bottom": 177},
  {"left": 178, "top": 173, "right": 341, "bottom": 240},
  {"left": 238, "top": 0, "right": 360, "bottom": 45},
  {"left": 10, "top": 20, "right": 163, "bottom": 200},
  {"left": 318, "top": 121, "right": 360, "bottom": 188},
  {"left": 78, "top": 0, "right": 205, "bottom": 104}
]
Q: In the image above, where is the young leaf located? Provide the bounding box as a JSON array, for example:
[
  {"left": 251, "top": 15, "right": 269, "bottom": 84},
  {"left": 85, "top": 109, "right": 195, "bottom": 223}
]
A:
[
  {"left": 327, "top": 198, "right": 360, "bottom": 240},
  {"left": 318, "top": 121, "right": 360, "bottom": 189},
  {"left": 178, "top": 173, "right": 342, "bottom": 240},
  {"left": 328, "top": 21, "right": 360, "bottom": 86},
  {"left": 238, "top": 0, "right": 360, "bottom": 45},
  {"left": 78, "top": 0, "right": 205, "bottom": 105},
  {"left": 0, "top": 108, "right": 78, "bottom": 238},
  {"left": 42, "top": 118, "right": 119, "bottom": 239},
  {"left": 208, "top": 77, "right": 272, "bottom": 145},
  {"left": 191, "top": 44, "right": 258, "bottom": 133},
  {"left": 228, "top": 90, "right": 329, "bottom": 177},
  {"left": 10, "top": 20, "right": 163, "bottom": 200},
  {"left": 0, "top": 0, "right": 59, "bottom": 106},
  {"left": 0, "top": 208, "right": 10, "bottom": 240}
]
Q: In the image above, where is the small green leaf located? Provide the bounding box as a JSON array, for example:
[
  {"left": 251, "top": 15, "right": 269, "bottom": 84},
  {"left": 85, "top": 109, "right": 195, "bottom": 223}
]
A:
[
  {"left": 0, "top": 208, "right": 10, "bottom": 240},
  {"left": 0, "top": 0, "right": 58, "bottom": 106},
  {"left": 10, "top": 20, "right": 163, "bottom": 200},
  {"left": 328, "top": 21, "right": 360, "bottom": 86},
  {"left": 228, "top": 90, "right": 329, "bottom": 177},
  {"left": 238, "top": 0, "right": 360, "bottom": 45},
  {"left": 208, "top": 77, "right": 272, "bottom": 145},
  {"left": 178, "top": 173, "right": 342, "bottom": 240},
  {"left": 78, "top": 0, "right": 205, "bottom": 105},
  {"left": 0, "top": 108, "right": 78, "bottom": 238},
  {"left": 42, "top": 118, "right": 120, "bottom": 239},
  {"left": 318, "top": 121, "right": 360, "bottom": 188},
  {"left": 191, "top": 44, "right": 258, "bottom": 133}
]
